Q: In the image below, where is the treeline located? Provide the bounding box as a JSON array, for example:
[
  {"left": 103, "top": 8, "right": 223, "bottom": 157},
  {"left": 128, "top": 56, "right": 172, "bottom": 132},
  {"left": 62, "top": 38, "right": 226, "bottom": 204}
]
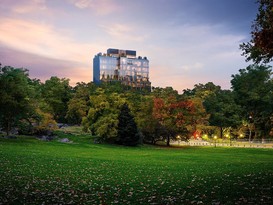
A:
[{"left": 0, "top": 64, "right": 272, "bottom": 146}]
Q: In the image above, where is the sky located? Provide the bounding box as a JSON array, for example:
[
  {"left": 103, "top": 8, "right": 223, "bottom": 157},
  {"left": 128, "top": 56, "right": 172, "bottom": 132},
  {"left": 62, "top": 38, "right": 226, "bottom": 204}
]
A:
[{"left": 0, "top": 0, "right": 260, "bottom": 92}]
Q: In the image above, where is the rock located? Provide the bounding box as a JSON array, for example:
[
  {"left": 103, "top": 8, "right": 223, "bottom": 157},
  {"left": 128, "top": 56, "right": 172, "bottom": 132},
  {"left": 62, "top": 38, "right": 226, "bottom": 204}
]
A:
[
  {"left": 57, "top": 123, "right": 68, "bottom": 128},
  {"left": 35, "top": 129, "right": 53, "bottom": 136},
  {"left": 37, "top": 135, "right": 54, "bottom": 141},
  {"left": 59, "top": 138, "right": 71, "bottom": 143},
  {"left": 94, "top": 138, "right": 102, "bottom": 144},
  {"left": 5, "top": 135, "right": 17, "bottom": 139}
]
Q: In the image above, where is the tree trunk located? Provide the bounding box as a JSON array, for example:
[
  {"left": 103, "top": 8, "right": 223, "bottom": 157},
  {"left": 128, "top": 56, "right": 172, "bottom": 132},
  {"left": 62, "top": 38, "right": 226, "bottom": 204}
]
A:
[
  {"left": 249, "top": 129, "right": 252, "bottom": 143},
  {"left": 220, "top": 127, "right": 223, "bottom": 138},
  {"left": 152, "top": 135, "right": 155, "bottom": 145},
  {"left": 166, "top": 135, "right": 170, "bottom": 146},
  {"left": 6, "top": 120, "right": 11, "bottom": 136}
]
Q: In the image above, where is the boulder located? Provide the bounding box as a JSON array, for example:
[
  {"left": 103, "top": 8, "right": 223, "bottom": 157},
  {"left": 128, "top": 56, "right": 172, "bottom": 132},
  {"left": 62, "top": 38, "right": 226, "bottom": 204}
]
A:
[
  {"left": 37, "top": 135, "right": 54, "bottom": 141},
  {"left": 4, "top": 135, "right": 17, "bottom": 139},
  {"left": 59, "top": 138, "right": 71, "bottom": 143}
]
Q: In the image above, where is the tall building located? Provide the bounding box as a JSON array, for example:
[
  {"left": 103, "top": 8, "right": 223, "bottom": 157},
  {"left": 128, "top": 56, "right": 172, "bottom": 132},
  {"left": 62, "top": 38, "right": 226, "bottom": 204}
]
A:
[{"left": 93, "top": 48, "right": 151, "bottom": 90}]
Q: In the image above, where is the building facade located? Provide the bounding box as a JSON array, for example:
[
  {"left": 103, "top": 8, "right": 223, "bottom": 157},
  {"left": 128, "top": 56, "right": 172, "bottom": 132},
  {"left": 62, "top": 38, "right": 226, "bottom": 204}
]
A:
[{"left": 93, "top": 48, "right": 151, "bottom": 90}]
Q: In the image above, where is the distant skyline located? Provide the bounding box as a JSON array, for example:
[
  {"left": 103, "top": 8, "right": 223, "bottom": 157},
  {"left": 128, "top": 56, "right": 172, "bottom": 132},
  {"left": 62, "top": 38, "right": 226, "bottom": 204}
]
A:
[{"left": 0, "top": 0, "right": 264, "bottom": 92}]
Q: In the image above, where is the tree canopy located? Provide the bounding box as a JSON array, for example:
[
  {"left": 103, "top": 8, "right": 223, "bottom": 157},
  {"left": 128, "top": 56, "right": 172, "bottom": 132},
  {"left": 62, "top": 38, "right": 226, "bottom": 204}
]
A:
[
  {"left": 203, "top": 90, "right": 242, "bottom": 138},
  {"left": 1, "top": 63, "right": 272, "bottom": 144},
  {"left": 116, "top": 103, "right": 140, "bottom": 146},
  {"left": 42, "top": 77, "right": 72, "bottom": 123},
  {"left": 240, "top": 0, "right": 273, "bottom": 63},
  {"left": 0, "top": 66, "right": 36, "bottom": 135},
  {"left": 231, "top": 64, "right": 273, "bottom": 138}
]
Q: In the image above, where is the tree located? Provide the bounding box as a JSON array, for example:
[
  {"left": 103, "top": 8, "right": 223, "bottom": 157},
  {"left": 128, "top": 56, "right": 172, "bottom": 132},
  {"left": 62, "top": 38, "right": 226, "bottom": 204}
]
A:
[
  {"left": 181, "top": 82, "right": 221, "bottom": 138},
  {"left": 65, "top": 82, "right": 94, "bottom": 124},
  {"left": 116, "top": 103, "right": 140, "bottom": 146},
  {"left": 82, "top": 88, "right": 126, "bottom": 142},
  {"left": 231, "top": 65, "right": 273, "bottom": 139},
  {"left": 34, "top": 109, "right": 57, "bottom": 135},
  {"left": 203, "top": 90, "right": 242, "bottom": 138},
  {"left": 134, "top": 95, "right": 158, "bottom": 144},
  {"left": 66, "top": 98, "right": 88, "bottom": 125},
  {"left": 42, "top": 77, "right": 72, "bottom": 122},
  {"left": 182, "top": 82, "right": 221, "bottom": 100},
  {"left": 152, "top": 86, "right": 179, "bottom": 99},
  {"left": 0, "top": 66, "right": 35, "bottom": 135},
  {"left": 152, "top": 96, "right": 194, "bottom": 146},
  {"left": 240, "top": 0, "right": 273, "bottom": 63}
]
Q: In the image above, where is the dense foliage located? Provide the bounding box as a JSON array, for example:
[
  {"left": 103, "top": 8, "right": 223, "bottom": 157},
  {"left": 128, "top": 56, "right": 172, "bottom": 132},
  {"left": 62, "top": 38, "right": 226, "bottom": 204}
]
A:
[
  {"left": 0, "top": 63, "right": 272, "bottom": 145},
  {"left": 116, "top": 103, "right": 140, "bottom": 146},
  {"left": 231, "top": 64, "right": 273, "bottom": 139},
  {"left": 203, "top": 90, "right": 242, "bottom": 138},
  {"left": 240, "top": 0, "right": 273, "bottom": 63},
  {"left": 0, "top": 66, "right": 35, "bottom": 135}
]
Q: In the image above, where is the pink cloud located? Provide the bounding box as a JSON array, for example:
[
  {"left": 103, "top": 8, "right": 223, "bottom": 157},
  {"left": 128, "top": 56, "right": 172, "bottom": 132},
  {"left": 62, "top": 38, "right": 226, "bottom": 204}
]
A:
[
  {"left": 0, "top": 17, "right": 102, "bottom": 68},
  {"left": 0, "top": 15, "right": 99, "bottom": 86},
  {"left": 0, "top": 46, "right": 92, "bottom": 86},
  {"left": 100, "top": 23, "right": 148, "bottom": 43},
  {"left": 69, "top": 0, "right": 121, "bottom": 15},
  {"left": 1, "top": 0, "right": 47, "bottom": 14}
]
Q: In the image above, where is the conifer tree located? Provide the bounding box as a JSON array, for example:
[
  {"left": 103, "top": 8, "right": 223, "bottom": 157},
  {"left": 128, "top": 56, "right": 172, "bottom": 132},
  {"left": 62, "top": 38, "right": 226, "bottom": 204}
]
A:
[{"left": 116, "top": 103, "right": 139, "bottom": 146}]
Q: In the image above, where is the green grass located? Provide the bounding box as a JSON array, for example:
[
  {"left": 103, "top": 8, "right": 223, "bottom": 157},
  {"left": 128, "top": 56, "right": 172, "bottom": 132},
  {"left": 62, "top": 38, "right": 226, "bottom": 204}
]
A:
[{"left": 1, "top": 132, "right": 273, "bottom": 204}]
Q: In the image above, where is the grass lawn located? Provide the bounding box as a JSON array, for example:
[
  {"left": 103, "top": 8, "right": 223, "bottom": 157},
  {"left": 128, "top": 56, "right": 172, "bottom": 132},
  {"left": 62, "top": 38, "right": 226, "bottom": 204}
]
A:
[{"left": 1, "top": 131, "right": 273, "bottom": 204}]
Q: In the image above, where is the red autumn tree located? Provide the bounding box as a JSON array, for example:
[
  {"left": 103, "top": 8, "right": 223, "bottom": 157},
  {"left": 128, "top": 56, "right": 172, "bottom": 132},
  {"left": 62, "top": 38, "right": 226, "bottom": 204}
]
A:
[
  {"left": 240, "top": 0, "right": 273, "bottom": 63},
  {"left": 152, "top": 96, "right": 195, "bottom": 146}
]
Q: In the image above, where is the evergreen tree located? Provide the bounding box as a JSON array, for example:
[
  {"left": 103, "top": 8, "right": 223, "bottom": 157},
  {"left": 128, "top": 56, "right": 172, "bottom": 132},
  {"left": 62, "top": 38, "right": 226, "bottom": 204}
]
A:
[{"left": 116, "top": 103, "right": 140, "bottom": 146}]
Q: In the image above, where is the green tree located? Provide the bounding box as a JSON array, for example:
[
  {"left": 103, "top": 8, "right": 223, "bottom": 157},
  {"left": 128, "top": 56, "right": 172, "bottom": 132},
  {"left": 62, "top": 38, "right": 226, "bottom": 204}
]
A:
[
  {"left": 72, "top": 82, "right": 97, "bottom": 101},
  {"left": 34, "top": 109, "right": 57, "bottom": 135},
  {"left": 66, "top": 98, "right": 88, "bottom": 125},
  {"left": 116, "top": 103, "right": 140, "bottom": 146},
  {"left": 231, "top": 65, "right": 273, "bottom": 139},
  {"left": 152, "top": 86, "right": 179, "bottom": 99},
  {"left": 182, "top": 82, "right": 221, "bottom": 100},
  {"left": 82, "top": 88, "right": 126, "bottom": 142},
  {"left": 65, "top": 82, "right": 95, "bottom": 124},
  {"left": 42, "top": 76, "right": 72, "bottom": 122},
  {"left": 134, "top": 95, "right": 158, "bottom": 144},
  {"left": 203, "top": 90, "right": 242, "bottom": 138},
  {"left": 0, "top": 66, "right": 35, "bottom": 135},
  {"left": 240, "top": 0, "right": 273, "bottom": 63}
]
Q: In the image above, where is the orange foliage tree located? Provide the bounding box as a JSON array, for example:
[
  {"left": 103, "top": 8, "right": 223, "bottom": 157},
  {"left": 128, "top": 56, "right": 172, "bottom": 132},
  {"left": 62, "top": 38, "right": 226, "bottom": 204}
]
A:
[{"left": 152, "top": 96, "right": 195, "bottom": 146}]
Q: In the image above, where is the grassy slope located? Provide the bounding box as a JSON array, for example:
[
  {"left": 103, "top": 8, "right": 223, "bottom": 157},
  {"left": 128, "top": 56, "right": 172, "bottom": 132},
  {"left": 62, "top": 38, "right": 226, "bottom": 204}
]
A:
[{"left": 0, "top": 133, "right": 273, "bottom": 204}]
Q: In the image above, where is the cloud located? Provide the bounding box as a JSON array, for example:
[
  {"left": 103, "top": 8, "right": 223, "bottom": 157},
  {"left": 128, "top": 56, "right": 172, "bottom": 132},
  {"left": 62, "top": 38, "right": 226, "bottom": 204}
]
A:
[
  {"left": 100, "top": 23, "right": 147, "bottom": 43},
  {"left": 180, "top": 62, "right": 204, "bottom": 72},
  {"left": 0, "top": 0, "right": 257, "bottom": 92},
  {"left": 101, "top": 23, "right": 131, "bottom": 37},
  {"left": 0, "top": 17, "right": 101, "bottom": 85},
  {"left": 1, "top": 0, "right": 47, "bottom": 14},
  {"left": 69, "top": 0, "right": 120, "bottom": 15},
  {"left": 0, "top": 46, "right": 91, "bottom": 86},
  {"left": 71, "top": 0, "right": 92, "bottom": 9},
  {"left": 0, "top": 17, "right": 101, "bottom": 65},
  {"left": 144, "top": 23, "right": 248, "bottom": 91}
]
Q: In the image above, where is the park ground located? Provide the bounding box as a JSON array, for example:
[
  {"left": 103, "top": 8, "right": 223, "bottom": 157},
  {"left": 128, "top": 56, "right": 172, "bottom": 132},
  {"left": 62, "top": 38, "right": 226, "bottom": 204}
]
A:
[{"left": 0, "top": 129, "right": 273, "bottom": 204}]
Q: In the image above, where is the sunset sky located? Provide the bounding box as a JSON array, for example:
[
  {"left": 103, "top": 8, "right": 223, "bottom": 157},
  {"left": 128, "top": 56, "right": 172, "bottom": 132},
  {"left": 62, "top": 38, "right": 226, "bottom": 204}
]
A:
[{"left": 0, "top": 0, "right": 260, "bottom": 92}]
